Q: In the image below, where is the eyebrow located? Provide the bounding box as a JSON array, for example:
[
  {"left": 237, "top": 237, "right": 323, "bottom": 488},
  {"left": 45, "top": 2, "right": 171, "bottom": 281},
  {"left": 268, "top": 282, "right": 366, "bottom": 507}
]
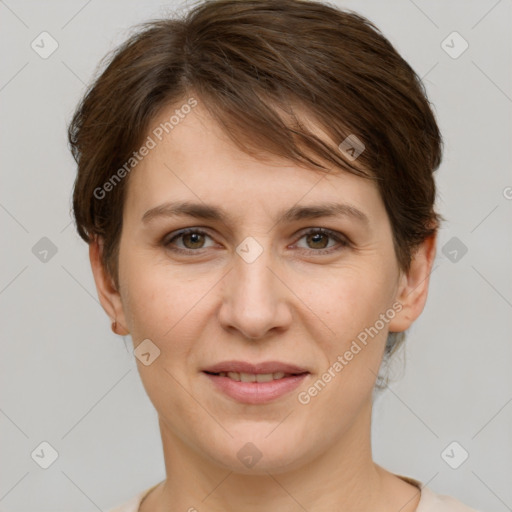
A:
[{"left": 141, "top": 200, "right": 369, "bottom": 226}]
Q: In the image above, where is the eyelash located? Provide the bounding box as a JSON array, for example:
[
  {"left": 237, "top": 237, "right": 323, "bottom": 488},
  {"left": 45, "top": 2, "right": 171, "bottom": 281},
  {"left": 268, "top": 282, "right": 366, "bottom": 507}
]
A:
[{"left": 162, "top": 227, "right": 350, "bottom": 256}]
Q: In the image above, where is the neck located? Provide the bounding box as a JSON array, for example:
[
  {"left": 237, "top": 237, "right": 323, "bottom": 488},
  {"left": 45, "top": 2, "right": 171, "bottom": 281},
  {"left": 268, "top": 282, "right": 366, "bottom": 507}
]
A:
[{"left": 140, "top": 402, "right": 419, "bottom": 512}]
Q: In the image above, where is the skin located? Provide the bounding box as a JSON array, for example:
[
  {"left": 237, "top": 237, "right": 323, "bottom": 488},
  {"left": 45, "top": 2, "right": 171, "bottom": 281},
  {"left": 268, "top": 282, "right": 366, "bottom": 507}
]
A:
[{"left": 90, "top": 99, "right": 437, "bottom": 512}]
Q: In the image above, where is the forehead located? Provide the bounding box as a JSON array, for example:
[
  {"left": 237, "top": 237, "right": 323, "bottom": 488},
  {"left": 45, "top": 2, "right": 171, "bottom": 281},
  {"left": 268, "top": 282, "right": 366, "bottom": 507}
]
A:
[{"left": 123, "top": 101, "right": 383, "bottom": 224}]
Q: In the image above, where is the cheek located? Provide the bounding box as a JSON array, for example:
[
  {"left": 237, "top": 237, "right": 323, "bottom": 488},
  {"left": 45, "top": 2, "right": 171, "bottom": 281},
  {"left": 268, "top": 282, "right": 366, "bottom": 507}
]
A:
[
  {"left": 307, "top": 265, "right": 396, "bottom": 334},
  {"left": 303, "top": 268, "right": 397, "bottom": 401},
  {"left": 298, "top": 276, "right": 393, "bottom": 418},
  {"left": 119, "top": 245, "right": 180, "bottom": 322},
  {"left": 120, "top": 257, "right": 215, "bottom": 362},
  {"left": 119, "top": 266, "right": 203, "bottom": 411}
]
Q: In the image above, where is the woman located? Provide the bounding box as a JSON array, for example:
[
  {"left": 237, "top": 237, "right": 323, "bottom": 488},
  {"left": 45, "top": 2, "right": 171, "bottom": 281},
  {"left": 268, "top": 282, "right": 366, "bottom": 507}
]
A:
[{"left": 68, "top": 0, "right": 480, "bottom": 510}]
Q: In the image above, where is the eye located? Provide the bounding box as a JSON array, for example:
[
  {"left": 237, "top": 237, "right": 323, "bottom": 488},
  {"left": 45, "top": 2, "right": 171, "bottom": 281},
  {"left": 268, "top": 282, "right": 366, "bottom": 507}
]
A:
[
  {"left": 163, "top": 228, "right": 215, "bottom": 253},
  {"left": 163, "top": 227, "right": 349, "bottom": 255},
  {"left": 293, "top": 228, "right": 349, "bottom": 254}
]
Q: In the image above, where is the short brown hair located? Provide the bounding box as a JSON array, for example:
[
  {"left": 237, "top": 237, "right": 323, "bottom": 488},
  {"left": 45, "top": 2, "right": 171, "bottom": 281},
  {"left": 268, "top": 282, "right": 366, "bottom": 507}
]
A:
[{"left": 68, "top": 0, "right": 443, "bottom": 359}]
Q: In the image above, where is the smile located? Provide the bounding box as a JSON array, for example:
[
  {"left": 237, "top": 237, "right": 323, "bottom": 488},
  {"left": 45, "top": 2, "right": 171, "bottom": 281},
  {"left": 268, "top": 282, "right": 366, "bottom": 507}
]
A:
[
  {"left": 202, "top": 371, "right": 309, "bottom": 404},
  {"left": 210, "top": 371, "right": 297, "bottom": 382}
]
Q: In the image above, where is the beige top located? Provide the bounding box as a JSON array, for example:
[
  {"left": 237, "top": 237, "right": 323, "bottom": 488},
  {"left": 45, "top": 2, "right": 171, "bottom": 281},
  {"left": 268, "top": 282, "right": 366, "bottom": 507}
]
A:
[{"left": 107, "top": 475, "right": 481, "bottom": 512}]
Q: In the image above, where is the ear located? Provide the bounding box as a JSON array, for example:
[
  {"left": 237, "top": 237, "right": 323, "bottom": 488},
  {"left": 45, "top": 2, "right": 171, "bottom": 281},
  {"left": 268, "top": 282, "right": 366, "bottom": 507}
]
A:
[
  {"left": 388, "top": 232, "right": 437, "bottom": 333},
  {"left": 89, "top": 236, "right": 130, "bottom": 335}
]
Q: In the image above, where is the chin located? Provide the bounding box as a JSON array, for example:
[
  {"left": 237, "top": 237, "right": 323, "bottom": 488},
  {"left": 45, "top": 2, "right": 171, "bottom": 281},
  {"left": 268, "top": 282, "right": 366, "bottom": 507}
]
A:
[{"left": 203, "top": 427, "right": 312, "bottom": 475}]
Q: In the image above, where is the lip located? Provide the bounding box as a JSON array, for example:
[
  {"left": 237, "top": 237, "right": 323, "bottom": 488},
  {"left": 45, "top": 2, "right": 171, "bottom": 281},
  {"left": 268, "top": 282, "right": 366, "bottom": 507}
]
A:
[
  {"left": 203, "top": 372, "right": 309, "bottom": 404},
  {"left": 201, "top": 360, "right": 310, "bottom": 405},
  {"left": 202, "top": 360, "right": 309, "bottom": 374}
]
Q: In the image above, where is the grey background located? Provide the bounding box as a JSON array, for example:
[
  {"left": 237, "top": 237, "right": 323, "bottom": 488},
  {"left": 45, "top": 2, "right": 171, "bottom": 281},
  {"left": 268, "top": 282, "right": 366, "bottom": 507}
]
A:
[{"left": 0, "top": 0, "right": 511, "bottom": 510}]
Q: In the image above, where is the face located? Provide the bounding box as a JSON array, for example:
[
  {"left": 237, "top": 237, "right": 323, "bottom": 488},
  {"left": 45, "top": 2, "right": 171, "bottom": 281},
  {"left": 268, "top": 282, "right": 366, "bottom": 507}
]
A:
[{"left": 91, "top": 100, "right": 435, "bottom": 474}]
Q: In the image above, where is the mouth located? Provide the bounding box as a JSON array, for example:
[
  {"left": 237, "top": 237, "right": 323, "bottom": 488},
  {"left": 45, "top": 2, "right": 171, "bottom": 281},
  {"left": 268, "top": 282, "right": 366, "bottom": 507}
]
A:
[
  {"left": 203, "top": 370, "right": 307, "bottom": 382},
  {"left": 201, "top": 361, "right": 310, "bottom": 404}
]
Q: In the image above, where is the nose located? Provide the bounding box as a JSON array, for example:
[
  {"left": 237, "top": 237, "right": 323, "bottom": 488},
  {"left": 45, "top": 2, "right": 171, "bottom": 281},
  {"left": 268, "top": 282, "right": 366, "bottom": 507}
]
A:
[{"left": 217, "top": 242, "right": 293, "bottom": 340}]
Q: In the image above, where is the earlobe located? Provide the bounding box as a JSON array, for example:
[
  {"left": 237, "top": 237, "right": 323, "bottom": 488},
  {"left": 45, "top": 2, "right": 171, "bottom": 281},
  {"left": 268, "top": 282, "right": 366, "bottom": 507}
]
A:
[
  {"left": 89, "top": 236, "right": 130, "bottom": 336},
  {"left": 388, "top": 233, "right": 438, "bottom": 333}
]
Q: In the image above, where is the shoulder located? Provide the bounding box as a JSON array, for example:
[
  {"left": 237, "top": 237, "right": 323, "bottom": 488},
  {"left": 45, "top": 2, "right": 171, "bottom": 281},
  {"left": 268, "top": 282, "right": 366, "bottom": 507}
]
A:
[
  {"left": 106, "top": 485, "right": 157, "bottom": 512},
  {"left": 417, "top": 486, "right": 481, "bottom": 512},
  {"left": 398, "top": 475, "right": 481, "bottom": 512}
]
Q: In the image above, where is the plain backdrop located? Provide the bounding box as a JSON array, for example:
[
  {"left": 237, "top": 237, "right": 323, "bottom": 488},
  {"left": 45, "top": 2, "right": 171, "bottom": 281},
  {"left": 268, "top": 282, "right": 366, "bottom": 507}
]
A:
[{"left": 0, "top": 0, "right": 511, "bottom": 511}]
